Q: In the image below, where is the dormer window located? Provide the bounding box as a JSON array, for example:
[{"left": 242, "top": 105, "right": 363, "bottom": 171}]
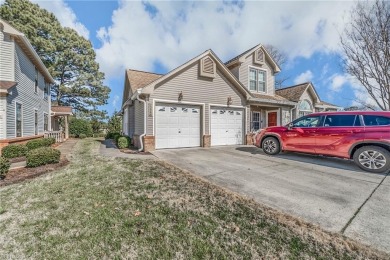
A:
[
  {"left": 249, "top": 68, "right": 266, "bottom": 92},
  {"left": 254, "top": 49, "right": 265, "bottom": 65},
  {"left": 199, "top": 56, "right": 216, "bottom": 78}
]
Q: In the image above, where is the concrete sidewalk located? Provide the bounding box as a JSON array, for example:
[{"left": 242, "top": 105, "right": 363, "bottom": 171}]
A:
[
  {"left": 99, "top": 139, "right": 156, "bottom": 160},
  {"left": 56, "top": 138, "right": 79, "bottom": 160}
]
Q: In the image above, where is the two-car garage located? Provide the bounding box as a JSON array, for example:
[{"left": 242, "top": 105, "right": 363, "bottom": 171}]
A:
[{"left": 155, "top": 103, "right": 244, "bottom": 149}]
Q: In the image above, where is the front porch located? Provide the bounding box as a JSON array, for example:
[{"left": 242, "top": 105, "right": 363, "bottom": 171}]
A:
[{"left": 47, "top": 106, "right": 73, "bottom": 143}]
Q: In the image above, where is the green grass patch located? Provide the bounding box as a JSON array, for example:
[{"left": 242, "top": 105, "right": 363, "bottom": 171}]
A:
[{"left": 0, "top": 139, "right": 386, "bottom": 259}]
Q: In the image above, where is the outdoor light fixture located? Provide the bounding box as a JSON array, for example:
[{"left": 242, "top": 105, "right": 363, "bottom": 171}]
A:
[
  {"left": 227, "top": 96, "right": 233, "bottom": 106},
  {"left": 178, "top": 91, "right": 183, "bottom": 101}
]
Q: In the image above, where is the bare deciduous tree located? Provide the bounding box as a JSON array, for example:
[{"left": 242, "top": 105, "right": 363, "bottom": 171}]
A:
[
  {"left": 264, "top": 44, "right": 289, "bottom": 89},
  {"left": 341, "top": 0, "right": 390, "bottom": 110}
]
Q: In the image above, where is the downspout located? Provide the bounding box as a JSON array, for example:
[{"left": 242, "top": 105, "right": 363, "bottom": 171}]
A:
[{"left": 135, "top": 89, "right": 146, "bottom": 152}]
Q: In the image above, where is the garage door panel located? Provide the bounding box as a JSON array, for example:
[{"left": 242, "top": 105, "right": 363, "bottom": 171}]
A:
[
  {"left": 211, "top": 107, "right": 243, "bottom": 146},
  {"left": 155, "top": 104, "right": 201, "bottom": 149}
]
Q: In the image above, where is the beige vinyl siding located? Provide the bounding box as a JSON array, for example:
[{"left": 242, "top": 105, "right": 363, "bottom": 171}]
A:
[
  {"left": 129, "top": 105, "right": 135, "bottom": 137},
  {"left": 134, "top": 99, "right": 144, "bottom": 135},
  {"left": 6, "top": 42, "right": 50, "bottom": 138},
  {"left": 0, "top": 97, "right": 6, "bottom": 139},
  {"left": 0, "top": 31, "right": 15, "bottom": 81},
  {"left": 149, "top": 61, "right": 246, "bottom": 135},
  {"left": 239, "top": 53, "right": 275, "bottom": 95},
  {"left": 230, "top": 66, "right": 239, "bottom": 80}
]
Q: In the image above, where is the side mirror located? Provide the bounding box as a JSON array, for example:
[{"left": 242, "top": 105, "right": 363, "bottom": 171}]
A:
[{"left": 288, "top": 123, "right": 293, "bottom": 130}]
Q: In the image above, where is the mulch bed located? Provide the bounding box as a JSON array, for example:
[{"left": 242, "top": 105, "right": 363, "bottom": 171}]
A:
[
  {"left": 9, "top": 156, "right": 26, "bottom": 163},
  {"left": 0, "top": 158, "right": 69, "bottom": 187},
  {"left": 119, "top": 148, "right": 151, "bottom": 155}
]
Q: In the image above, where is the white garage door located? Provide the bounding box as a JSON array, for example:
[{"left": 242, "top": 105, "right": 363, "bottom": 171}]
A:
[
  {"left": 211, "top": 107, "right": 243, "bottom": 146},
  {"left": 155, "top": 104, "right": 201, "bottom": 149}
]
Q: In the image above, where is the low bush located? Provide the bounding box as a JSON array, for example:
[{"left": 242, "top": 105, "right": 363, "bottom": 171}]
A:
[
  {"left": 0, "top": 157, "right": 10, "bottom": 178},
  {"left": 1, "top": 144, "right": 28, "bottom": 158},
  {"left": 26, "top": 138, "right": 55, "bottom": 151},
  {"left": 105, "top": 132, "right": 120, "bottom": 140},
  {"left": 26, "top": 147, "right": 61, "bottom": 168},
  {"left": 79, "top": 133, "right": 87, "bottom": 139},
  {"left": 114, "top": 133, "right": 121, "bottom": 144},
  {"left": 117, "top": 136, "right": 129, "bottom": 149}
]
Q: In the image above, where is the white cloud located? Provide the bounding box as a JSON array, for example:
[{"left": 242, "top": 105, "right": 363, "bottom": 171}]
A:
[
  {"left": 112, "top": 95, "right": 120, "bottom": 108},
  {"left": 294, "top": 70, "right": 313, "bottom": 84},
  {"left": 330, "top": 74, "right": 348, "bottom": 92},
  {"left": 96, "top": 1, "right": 355, "bottom": 79},
  {"left": 31, "top": 0, "right": 89, "bottom": 39}
]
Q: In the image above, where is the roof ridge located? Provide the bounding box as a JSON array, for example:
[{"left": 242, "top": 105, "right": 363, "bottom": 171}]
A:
[
  {"left": 127, "top": 69, "right": 164, "bottom": 76},
  {"left": 224, "top": 44, "right": 260, "bottom": 65},
  {"left": 276, "top": 82, "right": 311, "bottom": 91}
]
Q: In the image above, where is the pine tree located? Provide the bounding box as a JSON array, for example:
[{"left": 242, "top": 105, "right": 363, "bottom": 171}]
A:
[{"left": 0, "top": 0, "right": 110, "bottom": 117}]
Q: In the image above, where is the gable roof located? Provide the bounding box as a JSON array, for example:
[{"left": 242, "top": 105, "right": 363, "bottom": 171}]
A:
[
  {"left": 275, "top": 82, "right": 309, "bottom": 102},
  {"left": 126, "top": 69, "right": 163, "bottom": 93},
  {"left": 316, "top": 101, "right": 340, "bottom": 108},
  {"left": 0, "top": 19, "right": 54, "bottom": 84},
  {"left": 138, "top": 50, "right": 252, "bottom": 99},
  {"left": 225, "top": 44, "right": 281, "bottom": 73}
]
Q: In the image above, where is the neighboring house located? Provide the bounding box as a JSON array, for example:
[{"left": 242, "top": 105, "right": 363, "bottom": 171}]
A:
[
  {"left": 275, "top": 82, "right": 340, "bottom": 120},
  {"left": 121, "top": 44, "right": 339, "bottom": 152},
  {"left": 0, "top": 19, "right": 70, "bottom": 149}
]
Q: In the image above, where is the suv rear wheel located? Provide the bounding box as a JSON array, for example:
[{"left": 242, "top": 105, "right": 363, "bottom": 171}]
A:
[
  {"left": 353, "top": 146, "right": 390, "bottom": 173},
  {"left": 262, "top": 137, "right": 281, "bottom": 155}
]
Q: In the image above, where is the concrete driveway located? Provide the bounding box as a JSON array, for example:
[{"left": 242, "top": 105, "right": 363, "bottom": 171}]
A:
[{"left": 152, "top": 145, "right": 390, "bottom": 253}]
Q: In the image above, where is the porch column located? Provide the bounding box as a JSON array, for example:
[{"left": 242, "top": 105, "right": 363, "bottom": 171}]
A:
[{"left": 64, "top": 115, "right": 69, "bottom": 139}]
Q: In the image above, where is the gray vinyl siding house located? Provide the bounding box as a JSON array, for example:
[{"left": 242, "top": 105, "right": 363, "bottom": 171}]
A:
[
  {"left": 0, "top": 19, "right": 54, "bottom": 144},
  {"left": 122, "top": 44, "right": 339, "bottom": 152}
]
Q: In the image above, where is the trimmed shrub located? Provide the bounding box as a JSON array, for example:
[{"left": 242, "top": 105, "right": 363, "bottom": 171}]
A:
[
  {"left": 105, "top": 132, "right": 120, "bottom": 140},
  {"left": 1, "top": 144, "right": 28, "bottom": 158},
  {"left": 114, "top": 133, "right": 121, "bottom": 144},
  {"left": 79, "top": 133, "right": 86, "bottom": 139},
  {"left": 117, "top": 136, "right": 129, "bottom": 149},
  {"left": 26, "top": 138, "right": 55, "bottom": 151},
  {"left": 69, "top": 118, "right": 93, "bottom": 137},
  {"left": 26, "top": 147, "right": 61, "bottom": 168},
  {"left": 0, "top": 157, "right": 10, "bottom": 178}
]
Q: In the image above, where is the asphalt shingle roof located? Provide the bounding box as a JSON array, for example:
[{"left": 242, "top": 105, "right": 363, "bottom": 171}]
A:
[
  {"left": 126, "top": 69, "right": 164, "bottom": 93},
  {"left": 275, "top": 83, "right": 310, "bottom": 102}
]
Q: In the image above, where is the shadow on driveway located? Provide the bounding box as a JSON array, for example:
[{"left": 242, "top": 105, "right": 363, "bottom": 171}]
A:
[{"left": 235, "top": 146, "right": 383, "bottom": 174}]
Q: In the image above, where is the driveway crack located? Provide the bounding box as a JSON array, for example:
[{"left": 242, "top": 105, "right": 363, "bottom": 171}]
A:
[{"left": 341, "top": 171, "right": 389, "bottom": 234}]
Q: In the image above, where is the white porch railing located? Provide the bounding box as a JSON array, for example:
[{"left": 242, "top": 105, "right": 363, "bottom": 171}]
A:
[{"left": 44, "top": 131, "right": 64, "bottom": 143}]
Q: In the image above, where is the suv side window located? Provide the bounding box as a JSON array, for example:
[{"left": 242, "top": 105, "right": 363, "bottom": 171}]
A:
[
  {"left": 292, "top": 116, "right": 320, "bottom": 128},
  {"left": 363, "top": 115, "right": 390, "bottom": 126},
  {"left": 323, "top": 115, "right": 356, "bottom": 127}
]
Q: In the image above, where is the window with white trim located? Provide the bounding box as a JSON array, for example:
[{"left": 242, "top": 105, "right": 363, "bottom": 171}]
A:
[
  {"left": 16, "top": 103, "right": 22, "bottom": 137},
  {"left": 35, "top": 68, "right": 38, "bottom": 93},
  {"left": 34, "top": 110, "right": 38, "bottom": 135},
  {"left": 44, "top": 81, "right": 50, "bottom": 100},
  {"left": 249, "top": 68, "right": 266, "bottom": 92},
  {"left": 298, "top": 99, "right": 312, "bottom": 117},
  {"left": 252, "top": 111, "right": 260, "bottom": 131},
  {"left": 43, "top": 113, "right": 49, "bottom": 132}
]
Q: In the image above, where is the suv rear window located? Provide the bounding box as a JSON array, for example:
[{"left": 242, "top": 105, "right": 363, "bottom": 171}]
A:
[
  {"left": 363, "top": 115, "right": 390, "bottom": 126},
  {"left": 323, "top": 115, "right": 357, "bottom": 127}
]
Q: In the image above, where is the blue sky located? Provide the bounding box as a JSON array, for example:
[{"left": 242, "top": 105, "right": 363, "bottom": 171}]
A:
[{"left": 3, "top": 0, "right": 371, "bottom": 115}]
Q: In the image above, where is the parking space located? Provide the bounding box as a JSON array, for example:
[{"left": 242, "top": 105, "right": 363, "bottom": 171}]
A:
[{"left": 152, "top": 145, "right": 390, "bottom": 253}]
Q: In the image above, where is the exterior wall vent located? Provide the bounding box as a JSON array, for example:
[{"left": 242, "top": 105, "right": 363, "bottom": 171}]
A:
[
  {"left": 199, "top": 56, "right": 216, "bottom": 78},
  {"left": 253, "top": 49, "right": 265, "bottom": 65}
]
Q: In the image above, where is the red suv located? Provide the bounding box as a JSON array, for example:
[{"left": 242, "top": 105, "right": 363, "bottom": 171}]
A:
[{"left": 255, "top": 111, "right": 390, "bottom": 173}]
